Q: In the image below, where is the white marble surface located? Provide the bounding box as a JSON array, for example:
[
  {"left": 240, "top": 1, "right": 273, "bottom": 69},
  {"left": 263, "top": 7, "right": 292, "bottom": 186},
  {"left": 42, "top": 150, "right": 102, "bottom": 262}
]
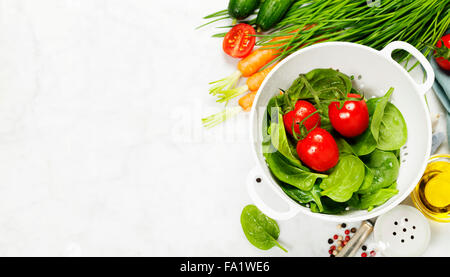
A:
[{"left": 0, "top": 0, "right": 448, "bottom": 257}]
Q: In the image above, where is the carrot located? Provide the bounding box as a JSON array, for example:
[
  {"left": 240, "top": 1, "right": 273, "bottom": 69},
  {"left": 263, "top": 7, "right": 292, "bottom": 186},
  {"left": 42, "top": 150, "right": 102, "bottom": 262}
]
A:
[
  {"left": 237, "top": 48, "right": 279, "bottom": 77},
  {"left": 246, "top": 63, "right": 278, "bottom": 92},
  {"left": 239, "top": 91, "right": 257, "bottom": 112},
  {"left": 215, "top": 62, "right": 278, "bottom": 104}
]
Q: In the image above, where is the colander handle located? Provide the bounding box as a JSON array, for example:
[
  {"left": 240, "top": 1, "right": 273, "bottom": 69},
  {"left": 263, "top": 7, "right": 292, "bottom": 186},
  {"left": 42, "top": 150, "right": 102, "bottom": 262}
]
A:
[
  {"left": 247, "top": 166, "right": 301, "bottom": 221},
  {"left": 380, "top": 41, "right": 435, "bottom": 95}
]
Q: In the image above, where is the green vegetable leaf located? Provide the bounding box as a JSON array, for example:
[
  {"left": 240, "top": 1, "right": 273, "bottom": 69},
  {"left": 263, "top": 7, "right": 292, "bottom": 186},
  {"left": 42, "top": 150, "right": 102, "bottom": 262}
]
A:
[
  {"left": 265, "top": 151, "right": 326, "bottom": 191},
  {"left": 377, "top": 103, "right": 407, "bottom": 151},
  {"left": 355, "top": 186, "right": 399, "bottom": 211},
  {"left": 320, "top": 155, "right": 365, "bottom": 202},
  {"left": 358, "top": 166, "right": 375, "bottom": 194},
  {"left": 350, "top": 129, "right": 377, "bottom": 156},
  {"left": 361, "top": 149, "right": 400, "bottom": 193},
  {"left": 270, "top": 107, "right": 302, "bottom": 167},
  {"left": 286, "top": 69, "right": 352, "bottom": 103},
  {"left": 240, "top": 205, "right": 287, "bottom": 252},
  {"left": 279, "top": 183, "right": 324, "bottom": 212},
  {"left": 371, "top": 88, "right": 394, "bottom": 142}
]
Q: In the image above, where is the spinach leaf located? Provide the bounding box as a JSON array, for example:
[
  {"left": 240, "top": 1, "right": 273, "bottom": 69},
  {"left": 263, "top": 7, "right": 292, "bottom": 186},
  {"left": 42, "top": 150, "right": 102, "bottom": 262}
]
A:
[
  {"left": 353, "top": 185, "right": 399, "bottom": 211},
  {"left": 350, "top": 128, "right": 377, "bottom": 156},
  {"left": 240, "top": 205, "right": 287, "bottom": 252},
  {"left": 336, "top": 137, "right": 356, "bottom": 155},
  {"left": 358, "top": 166, "right": 375, "bottom": 194},
  {"left": 320, "top": 155, "right": 365, "bottom": 202},
  {"left": 270, "top": 107, "right": 302, "bottom": 167},
  {"left": 286, "top": 69, "right": 352, "bottom": 103},
  {"left": 279, "top": 183, "right": 324, "bottom": 212},
  {"left": 370, "top": 88, "right": 394, "bottom": 142},
  {"left": 310, "top": 196, "right": 348, "bottom": 214},
  {"left": 361, "top": 149, "right": 400, "bottom": 193},
  {"left": 265, "top": 151, "right": 326, "bottom": 191},
  {"left": 377, "top": 103, "right": 407, "bottom": 151},
  {"left": 350, "top": 88, "right": 405, "bottom": 156}
]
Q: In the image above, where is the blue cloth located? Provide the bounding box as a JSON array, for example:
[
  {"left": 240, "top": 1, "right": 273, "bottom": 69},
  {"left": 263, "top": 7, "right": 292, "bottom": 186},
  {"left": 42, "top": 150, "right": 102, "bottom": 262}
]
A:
[{"left": 430, "top": 30, "right": 450, "bottom": 149}]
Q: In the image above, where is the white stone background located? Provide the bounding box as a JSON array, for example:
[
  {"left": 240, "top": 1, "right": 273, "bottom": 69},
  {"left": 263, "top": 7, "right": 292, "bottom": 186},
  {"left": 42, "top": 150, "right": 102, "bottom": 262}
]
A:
[{"left": 0, "top": 0, "right": 448, "bottom": 256}]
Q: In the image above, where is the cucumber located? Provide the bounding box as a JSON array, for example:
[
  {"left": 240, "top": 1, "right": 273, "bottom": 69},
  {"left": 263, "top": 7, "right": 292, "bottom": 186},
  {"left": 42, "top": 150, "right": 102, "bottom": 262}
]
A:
[
  {"left": 256, "top": 0, "right": 295, "bottom": 31},
  {"left": 228, "top": 0, "right": 260, "bottom": 20}
]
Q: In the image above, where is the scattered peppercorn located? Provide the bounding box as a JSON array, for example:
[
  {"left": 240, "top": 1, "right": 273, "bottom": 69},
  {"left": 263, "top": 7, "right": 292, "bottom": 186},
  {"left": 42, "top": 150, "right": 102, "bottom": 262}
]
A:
[
  {"left": 345, "top": 229, "right": 350, "bottom": 235},
  {"left": 332, "top": 250, "right": 338, "bottom": 255},
  {"left": 328, "top": 238, "right": 333, "bottom": 244},
  {"left": 362, "top": 245, "right": 367, "bottom": 251},
  {"left": 345, "top": 236, "right": 350, "bottom": 241},
  {"left": 330, "top": 245, "right": 336, "bottom": 251},
  {"left": 370, "top": 251, "right": 376, "bottom": 257},
  {"left": 351, "top": 228, "right": 357, "bottom": 233},
  {"left": 341, "top": 223, "right": 347, "bottom": 228},
  {"left": 333, "top": 235, "right": 338, "bottom": 240},
  {"left": 361, "top": 252, "right": 367, "bottom": 257},
  {"left": 338, "top": 235, "right": 343, "bottom": 240},
  {"left": 329, "top": 250, "right": 333, "bottom": 255},
  {"left": 337, "top": 246, "right": 343, "bottom": 251}
]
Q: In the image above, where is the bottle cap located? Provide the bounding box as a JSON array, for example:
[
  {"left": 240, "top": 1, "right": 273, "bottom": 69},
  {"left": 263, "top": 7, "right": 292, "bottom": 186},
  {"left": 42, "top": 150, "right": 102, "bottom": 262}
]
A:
[{"left": 374, "top": 205, "right": 430, "bottom": 257}]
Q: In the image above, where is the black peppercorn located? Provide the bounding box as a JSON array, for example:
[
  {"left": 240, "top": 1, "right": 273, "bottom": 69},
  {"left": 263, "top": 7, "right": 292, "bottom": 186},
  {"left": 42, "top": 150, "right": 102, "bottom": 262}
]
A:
[
  {"left": 328, "top": 238, "right": 333, "bottom": 244},
  {"left": 362, "top": 245, "right": 367, "bottom": 251}
]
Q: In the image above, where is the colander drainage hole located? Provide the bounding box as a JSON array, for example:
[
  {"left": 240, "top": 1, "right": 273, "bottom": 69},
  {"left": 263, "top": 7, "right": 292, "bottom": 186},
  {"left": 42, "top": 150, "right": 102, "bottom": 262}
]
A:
[
  {"left": 256, "top": 178, "right": 262, "bottom": 183},
  {"left": 393, "top": 232, "right": 397, "bottom": 236},
  {"left": 401, "top": 239, "right": 405, "bottom": 243},
  {"left": 403, "top": 228, "right": 407, "bottom": 232},
  {"left": 413, "top": 226, "right": 416, "bottom": 229},
  {"left": 411, "top": 235, "right": 415, "bottom": 240},
  {"left": 394, "top": 221, "right": 398, "bottom": 225}
]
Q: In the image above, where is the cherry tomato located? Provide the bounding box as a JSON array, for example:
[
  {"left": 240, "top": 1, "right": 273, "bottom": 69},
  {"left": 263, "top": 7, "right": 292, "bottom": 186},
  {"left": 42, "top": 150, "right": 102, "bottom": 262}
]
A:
[
  {"left": 328, "top": 93, "right": 369, "bottom": 138},
  {"left": 283, "top": 100, "right": 321, "bottom": 136},
  {"left": 223, "top": 23, "right": 256, "bottom": 58},
  {"left": 296, "top": 128, "right": 339, "bottom": 172},
  {"left": 434, "top": 34, "right": 450, "bottom": 71}
]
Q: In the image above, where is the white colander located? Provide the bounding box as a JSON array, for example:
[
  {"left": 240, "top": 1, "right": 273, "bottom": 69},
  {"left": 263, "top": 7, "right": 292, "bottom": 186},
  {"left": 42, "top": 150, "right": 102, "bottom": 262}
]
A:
[{"left": 247, "top": 41, "right": 433, "bottom": 222}]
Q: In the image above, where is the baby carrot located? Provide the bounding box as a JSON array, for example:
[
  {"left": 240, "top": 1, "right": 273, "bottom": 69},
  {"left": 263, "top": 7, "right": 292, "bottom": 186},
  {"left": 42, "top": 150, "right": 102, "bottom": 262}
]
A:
[
  {"left": 239, "top": 91, "right": 257, "bottom": 112},
  {"left": 246, "top": 63, "right": 278, "bottom": 92},
  {"left": 215, "top": 63, "right": 279, "bottom": 104},
  {"left": 237, "top": 48, "right": 279, "bottom": 78}
]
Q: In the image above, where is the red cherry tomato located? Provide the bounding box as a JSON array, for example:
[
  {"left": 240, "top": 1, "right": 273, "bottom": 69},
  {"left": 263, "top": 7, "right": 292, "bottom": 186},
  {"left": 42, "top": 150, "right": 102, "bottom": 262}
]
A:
[
  {"left": 223, "top": 23, "right": 256, "bottom": 58},
  {"left": 283, "top": 100, "right": 321, "bottom": 136},
  {"left": 434, "top": 34, "right": 450, "bottom": 71},
  {"left": 328, "top": 93, "right": 369, "bottom": 138},
  {"left": 296, "top": 128, "right": 339, "bottom": 172}
]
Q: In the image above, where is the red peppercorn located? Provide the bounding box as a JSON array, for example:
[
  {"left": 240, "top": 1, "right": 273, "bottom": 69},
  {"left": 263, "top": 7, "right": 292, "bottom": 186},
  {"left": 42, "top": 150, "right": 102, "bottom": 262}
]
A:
[
  {"left": 330, "top": 245, "right": 336, "bottom": 250},
  {"left": 329, "top": 250, "right": 333, "bottom": 255},
  {"left": 333, "top": 235, "right": 338, "bottom": 240},
  {"left": 361, "top": 252, "right": 367, "bottom": 257},
  {"left": 342, "top": 241, "right": 347, "bottom": 246},
  {"left": 370, "top": 251, "right": 376, "bottom": 257},
  {"left": 345, "top": 230, "right": 350, "bottom": 235},
  {"left": 345, "top": 236, "right": 350, "bottom": 241}
]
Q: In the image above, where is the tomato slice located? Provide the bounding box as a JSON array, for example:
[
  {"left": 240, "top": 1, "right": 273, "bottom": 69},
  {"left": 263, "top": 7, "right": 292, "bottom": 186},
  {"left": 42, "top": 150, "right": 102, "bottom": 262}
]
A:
[{"left": 223, "top": 23, "right": 256, "bottom": 58}]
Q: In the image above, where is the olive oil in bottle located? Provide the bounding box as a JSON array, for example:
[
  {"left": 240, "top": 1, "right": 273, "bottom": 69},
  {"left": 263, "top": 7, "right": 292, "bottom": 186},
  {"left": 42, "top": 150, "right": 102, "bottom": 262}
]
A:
[{"left": 412, "top": 155, "right": 450, "bottom": 222}]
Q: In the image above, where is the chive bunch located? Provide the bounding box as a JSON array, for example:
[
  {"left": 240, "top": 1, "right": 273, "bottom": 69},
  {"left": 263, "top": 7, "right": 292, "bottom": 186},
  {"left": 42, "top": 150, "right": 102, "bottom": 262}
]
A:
[{"left": 258, "top": 0, "right": 450, "bottom": 67}]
